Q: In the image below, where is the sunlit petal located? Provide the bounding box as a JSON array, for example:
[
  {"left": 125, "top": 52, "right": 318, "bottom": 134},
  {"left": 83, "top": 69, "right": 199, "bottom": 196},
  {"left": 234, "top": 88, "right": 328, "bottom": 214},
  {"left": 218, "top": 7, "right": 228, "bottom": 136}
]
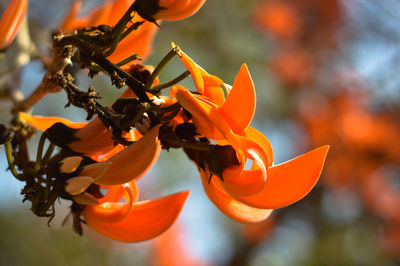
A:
[
  {"left": 245, "top": 127, "right": 274, "bottom": 166},
  {"left": 173, "top": 43, "right": 204, "bottom": 94},
  {"left": 83, "top": 191, "right": 190, "bottom": 242},
  {"left": 19, "top": 113, "right": 87, "bottom": 131},
  {"left": 219, "top": 64, "right": 256, "bottom": 132},
  {"left": 236, "top": 146, "right": 329, "bottom": 209},
  {"left": 95, "top": 125, "right": 161, "bottom": 185},
  {"left": 83, "top": 183, "right": 135, "bottom": 224},
  {"left": 201, "top": 170, "right": 272, "bottom": 223}
]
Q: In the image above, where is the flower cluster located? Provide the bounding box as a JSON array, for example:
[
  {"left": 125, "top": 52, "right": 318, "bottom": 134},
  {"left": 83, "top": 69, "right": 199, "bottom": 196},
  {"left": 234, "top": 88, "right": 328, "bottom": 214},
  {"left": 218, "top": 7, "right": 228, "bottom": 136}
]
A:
[{"left": 2, "top": 0, "right": 328, "bottom": 243}]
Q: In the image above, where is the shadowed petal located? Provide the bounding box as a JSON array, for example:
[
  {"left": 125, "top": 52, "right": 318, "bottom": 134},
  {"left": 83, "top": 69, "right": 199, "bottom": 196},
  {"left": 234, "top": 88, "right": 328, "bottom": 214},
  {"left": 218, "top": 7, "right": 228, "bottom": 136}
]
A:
[
  {"left": 95, "top": 125, "right": 161, "bottom": 185},
  {"left": 236, "top": 146, "right": 329, "bottom": 209},
  {"left": 80, "top": 161, "right": 112, "bottom": 179},
  {"left": 59, "top": 156, "right": 83, "bottom": 173},
  {"left": 19, "top": 113, "right": 87, "bottom": 131},
  {"left": 83, "top": 191, "right": 190, "bottom": 242},
  {"left": 73, "top": 192, "right": 100, "bottom": 205},
  {"left": 65, "top": 176, "right": 94, "bottom": 195},
  {"left": 201, "top": 170, "right": 272, "bottom": 223},
  {"left": 219, "top": 64, "right": 256, "bottom": 132}
]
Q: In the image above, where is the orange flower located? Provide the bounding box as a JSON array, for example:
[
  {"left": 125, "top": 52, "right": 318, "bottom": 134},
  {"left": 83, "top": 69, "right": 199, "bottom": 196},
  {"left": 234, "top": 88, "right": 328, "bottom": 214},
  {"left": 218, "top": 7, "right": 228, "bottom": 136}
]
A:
[
  {"left": 60, "top": 0, "right": 158, "bottom": 63},
  {"left": 133, "top": 0, "right": 205, "bottom": 22},
  {"left": 58, "top": 158, "right": 189, "bottom": 242},
  {"left": 23, "top": 113, "right": 161, "bottom": 185},
  {"left": 19, "top": 88, "right": 145, "bottom": 159},
  {"left": 171, "top": 45, "right": 329, "bottom": 222},
  {"left": 0, "top": 0, "right": 28, "bottom": 50},
  {"left": 83, "top": 186, "right": 190, "bottom": 242}
]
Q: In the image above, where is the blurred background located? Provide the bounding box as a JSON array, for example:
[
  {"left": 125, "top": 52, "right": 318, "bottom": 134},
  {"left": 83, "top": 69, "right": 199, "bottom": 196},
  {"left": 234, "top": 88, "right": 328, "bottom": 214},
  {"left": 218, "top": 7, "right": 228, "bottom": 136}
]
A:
[{"left": 1, "top": 0, "right": 400, "bottom": 265}]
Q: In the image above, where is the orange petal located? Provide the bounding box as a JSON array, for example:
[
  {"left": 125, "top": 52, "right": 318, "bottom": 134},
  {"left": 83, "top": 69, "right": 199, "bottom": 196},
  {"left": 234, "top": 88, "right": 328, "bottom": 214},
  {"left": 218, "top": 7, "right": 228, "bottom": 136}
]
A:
[
  {"left": 219, "top": 64, "right": 256, "bottom": 132},
  {"left": 83, "top": 183, "right": 135, "bottom": 224},
  {"left": 174, "top": 85, "right": 218, "bottom": 138},
  {"left": 59, "top": 0, "right": 90, "bottom": 34},
  {"left": 108, "top": 0, "right": 131, "bottom": 26},
  {"left": 83, "top": 191, "right": 190, "bottom": 242},
  {"left": 107, "top": 21, "right": 158, "bottom": 63},
  {"left": 245, "top": 127, "right": 274, "bottom": 166},
  {"left": 155, "top": 0, "right": 205, "bottom": 21},
  {"left": 19, "top": 113, "right": 87, "bottom": 131},
  {"left": 0, "top": 0, "right": 28, "bottom": 50},
  {"left": 201, "top": 170, "right": 272, "bottom": 223},
  {"left": 173, "top": 43, "right": 204, "bottom": 94},
  {"left": 236, "top": 146, "right": 329, "bottom": 209},
  {"left": 97, "top": 185, "right": 125, "bottom": 204},
  {"left": 87, "top": 0, "right": 113, "bottom": 26},
  {"left": 94, "top": 125, "right": 161, "bottom": 185},
  {"left": 202, "top": 74, "right": 226, "bottom": 106},
  {"left": 221, "top": 162, "right": 266, "bottom": 197}
]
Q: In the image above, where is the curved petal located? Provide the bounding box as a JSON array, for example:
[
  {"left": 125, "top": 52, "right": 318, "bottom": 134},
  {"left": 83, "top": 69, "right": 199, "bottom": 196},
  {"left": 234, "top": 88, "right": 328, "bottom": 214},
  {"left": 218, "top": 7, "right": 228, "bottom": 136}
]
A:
[
  {"left": 221, "top": 162, "right": 266, "bottom": 197},
  {"left": 203, "top": 74, "right": 226, "bottom": 106},
  {"left": 94, "top": 125, "right": 161, "bottom": 185},
  {"left": 236, "top": 146, "right": 329, "bottom": 209},
  {"left": 219, "top": 64, "right": 256, "bottom": 132},
  {"left": 155, "top": 0, "right": 205, "bottom": 21},
  {"left": 173, "top": 44, "right": 204, "bottom": 94},
  {"left": 174, "top": 85, "right": 218, "bottom": 138},
  {"left": 245, "top": 127, "right": 274, "bottom": 166},
  {"left": 87, "top": 0, "right": 113, "bottom": 27},
  {"left": 59, "top": 0, "right": 89, "bottom": 34},
  {"left": 83, "top": 191, "right": 190, "bottom": 242},
  {"left": 221, "top": 141, "right": 267, "bottom": 197},
  {"left": 108, "top": 0, "right": 131, "bottom": 26},
  {"left": 19, "top": 113, "right": 87, "bottom": 131},
  {"left": 83, "top": 183, "right": 136, "bottom": 224},
  {"left": 0, "top": 0, "right": 28, "bottom": 50},
  {"left": 201, "top": 169, "right": 272, "bottom": 223},
  {"left": 97, "top": 185, "right": 125, "bottom": 204}
]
